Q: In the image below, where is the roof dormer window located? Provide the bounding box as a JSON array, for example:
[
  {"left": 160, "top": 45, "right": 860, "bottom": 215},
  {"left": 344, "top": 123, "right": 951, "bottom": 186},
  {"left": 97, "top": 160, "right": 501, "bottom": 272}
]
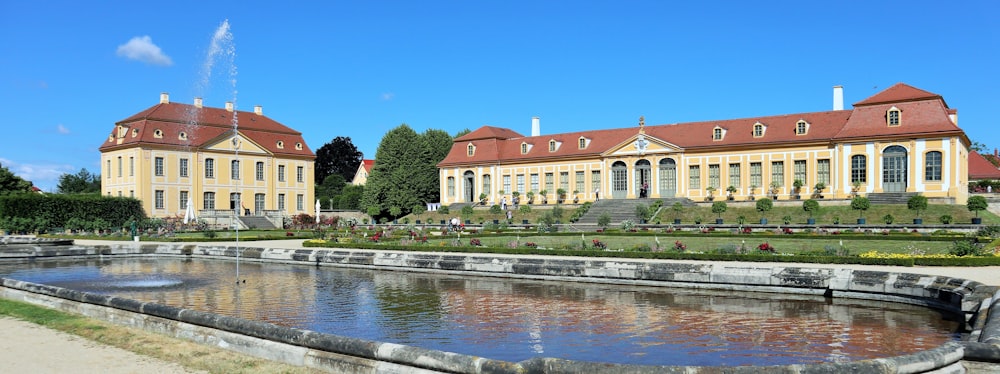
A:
[
  {"left": 549, "top": 139, "right": 561, "bottom": 152},
  {"left": 712, "top": 127, "right": 725, "bottom": 141},
  {"left": 153, "top": 129, "right": 163, "bottom": 138},
  {"left": 887, "top": 107, "right": 901, "bottom": 126},
  {"left": 295, "top": 142, "right": 303, "bottom": 150},
  {"left": 131, "top": 128, "right": 139, "bottom": 138},
  {"left": 178, "top": 131, "right": 187, "bottom": 140},
  {"left": 276, "top": 140, "right": 284, "bottom": 149},
  {"left": 578, "top": 137, "right": 588, "bottom": 149},
  {"left": 753, "top": 122, "right": 765, "bottom": 138},
  {"left": 467, "top": 143, "right": 475, "bottom": 156},
  {"left": 795, "top": 120, "right": 809, "bottom": 135},
  {"left": 520, "top": 142, "right": 530, "bottom": 154}
]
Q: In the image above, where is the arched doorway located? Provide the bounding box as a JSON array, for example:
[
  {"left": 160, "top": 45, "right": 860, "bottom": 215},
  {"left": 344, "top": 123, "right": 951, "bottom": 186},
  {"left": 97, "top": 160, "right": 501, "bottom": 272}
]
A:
[
  {"left": 882, "top": 146, "right": 908, "bottom": 192},
  {"left": 635, "top": 159, "right": 651, "bottom": 198},
  {"left": 463, "top": 171, "right": 475, "bottom": 203},
  {"left": 611, "top": 161, "right": 628, "bottom": 199},
  {"left": 659, "top": 158, "right": 676, "bottom": 197}
]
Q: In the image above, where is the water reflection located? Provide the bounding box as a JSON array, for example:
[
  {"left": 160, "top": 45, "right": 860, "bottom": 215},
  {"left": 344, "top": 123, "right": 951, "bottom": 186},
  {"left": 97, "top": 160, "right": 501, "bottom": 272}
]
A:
[{"left": 0, "top": 258, "right": 961, "bottom": 366}]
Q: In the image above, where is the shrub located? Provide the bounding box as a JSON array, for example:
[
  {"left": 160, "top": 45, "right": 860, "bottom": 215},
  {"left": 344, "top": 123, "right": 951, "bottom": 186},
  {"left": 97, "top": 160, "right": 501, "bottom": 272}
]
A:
[
  {"left": 968, "top": 195, "right": 989, "bottom": 217},
  {"left": 461, "top": 205, "right": 475, "bottom": 218},
  {"left": 883, "top": 214, "right": 894, "bottom": 224},
  {"left": 711, "top": 201, "right": 727, "bottom": 219},
  {"left": 490, "top": 204, "right": 502, "bottom": 215},
  {"left": 949, "top": 240, "right": 982, "bottom": 257},
  {"left": 940, "top": 215, "right": 953, "bottom": 224},
  {"left": 907, "top": 195, "right": 928, "bottom": 218},
  {"left": 438, "top": 206, "right": 450, "bottom": 215},
  {"left": 851, "top": 196, "right": 870, "bottom": 219},
  {"left": 551, "top": 204, "right": 565, "bottom": 219},
  {"left": 597, "top": 213, "right": 611, "bottom": 229},
  {"left": 519, "top": 205, "right": 532, "bottom": 214},
  {"left": 802, "top": 199, "right": 820, "bottom": 218}
]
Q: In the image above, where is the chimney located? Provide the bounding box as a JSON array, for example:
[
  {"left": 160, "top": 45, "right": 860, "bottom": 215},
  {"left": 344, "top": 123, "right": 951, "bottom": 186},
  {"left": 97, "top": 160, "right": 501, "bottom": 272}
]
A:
[
  {"left": 225, "top": 102, "right": 234, "bottom": 112},
  {"left": 833, "top": 85, "right": 844, "bottom": 111},
  {"left": 194, "top": 97, "right": 203, "bottom": 108},
  {"left": 949, "top": 111, "right": 958, "bottom": 125},
  {"left": 254, "top": 105, "right": 262, "bottom": 115},
  {"left": 159, "top": 92, "right": 170, "bottom": 104},
  {"left": 531, "top": 116, "right": 540, "bottom": 137}
]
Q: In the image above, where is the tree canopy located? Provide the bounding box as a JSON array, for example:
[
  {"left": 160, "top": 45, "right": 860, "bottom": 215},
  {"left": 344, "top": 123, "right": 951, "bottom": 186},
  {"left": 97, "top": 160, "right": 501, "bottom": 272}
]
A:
[
  {"left": 0, "top": 163, "right": 32, "bottom": 195},
  {"left": 314, "top": 136, "right": 363, "bottom": 185},
  {"left": 361, "top": 124, "right": 454, "bottom": 219},
  {"left": 56, "top": 168, "right": 101, "bottom": 194}
]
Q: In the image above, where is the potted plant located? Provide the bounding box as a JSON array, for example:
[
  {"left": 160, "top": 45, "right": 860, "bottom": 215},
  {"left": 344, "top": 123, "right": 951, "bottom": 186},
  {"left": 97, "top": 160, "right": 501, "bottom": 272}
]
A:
[
  {"left": 556, "top": 188, "right": 567, "bottom": 204},
  {"left": 769, "top": 181, "right": 780, "bottom": 200},
  {"left": 813, "top": 182, "right": 826, "bottom": 199},
  {"left": 711, "top": 201, "right": 727, "bottom": 224},
  {"left": 539, "top": 189, "right": 548, "bottom": 204},
  {"left": 883, "top": 214, "right": 894, "bottom": 224},
  {"left": 851, "top": 196, "right": 870, "bottom": 224},
  {"left": 851, "top": 180, "right": 862, "bottom": 197},
  {"left": 526, "top": 191, "right": 535, "bottom": 204},
  {"left": 671, "top": 202, "right": 684, "bottom": 224},
  {"left": 511, "top": 191, "right": 520, "bottom": 207},
  {"left": 792, "top": 179, "right": 804, "bottom": 199},
  {"left": 726, "top": 185, "right": 737, "bottom": 201},
  {"left": 782, "top": 215, "right": 792, "bottom": 225},
  {"left": 573, "top": 189, "right": 580, "bottom": 204},
  {"left": 748, "top": 184, "right": 758, "bottom": 201},
  {"left": 755, "top": 197, "right": 772, "bottom": 225},
  {"left": 802, "top": 198, "right": 820, "bottom": 225},
  {"left": 968, "top": 195, "right": 988, "bottom": 224},
  {"left": 706, "top": 186, "right": 716, "bottom": 202},
  {"left": 907, "top": 194, "right": 928, "bottom": 224},
  {"left": 478, "top": 192, "right": 488, "bottom": 206}
]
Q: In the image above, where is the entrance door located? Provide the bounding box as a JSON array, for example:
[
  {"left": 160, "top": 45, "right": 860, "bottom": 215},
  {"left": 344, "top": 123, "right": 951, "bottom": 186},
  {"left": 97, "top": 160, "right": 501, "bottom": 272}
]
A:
[
  {"left": 882, "top": 146, "right": 908, "bottom": 192},
  {"left": 659, "top": 158, "right": 676, "bottom": 197},
  {"left": 230, "top": 193, "right": 241, "bottom": 214},
  {"left": 611, "top": 161, "right": 628, "bottom": 199},
  {"left": 464, "top": 171, "right": 475, "bottom": 203},
  {"left": 635, "top": 159, "right": 651, "bottom": 198},
  {"left": 254, "top": 193, "right": 265, "bottom": 215}
]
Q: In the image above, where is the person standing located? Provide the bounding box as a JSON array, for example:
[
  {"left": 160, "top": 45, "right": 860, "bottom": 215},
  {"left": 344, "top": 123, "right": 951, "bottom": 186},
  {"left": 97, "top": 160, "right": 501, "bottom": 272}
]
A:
[
  {"left": 595, "top": 187, "right": 600, "bottom": 201},
  {"left": 501, "top": 196, "right": 507, "bottom": 210}
]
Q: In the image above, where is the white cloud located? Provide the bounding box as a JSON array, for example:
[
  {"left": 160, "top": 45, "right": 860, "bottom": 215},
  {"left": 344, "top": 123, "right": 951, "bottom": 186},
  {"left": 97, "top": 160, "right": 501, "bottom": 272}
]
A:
[
  {"left": 381, "top": 92, "right": 395, "bottom": 101},
  {"left": 56, "top": 124, "right": 70, "bottom": 134},
  {"left": 0, "top": 157, "right": 76, "bottom": 191},
  {"left": 116, "top": 35, "right": 173, "bottom": 66}
]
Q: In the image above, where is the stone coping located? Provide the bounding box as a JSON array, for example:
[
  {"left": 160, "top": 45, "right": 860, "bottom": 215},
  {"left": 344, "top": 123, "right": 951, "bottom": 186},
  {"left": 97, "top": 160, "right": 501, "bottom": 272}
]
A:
[{"left": 0, "top": 242, "right": 998, "bottom": 373}]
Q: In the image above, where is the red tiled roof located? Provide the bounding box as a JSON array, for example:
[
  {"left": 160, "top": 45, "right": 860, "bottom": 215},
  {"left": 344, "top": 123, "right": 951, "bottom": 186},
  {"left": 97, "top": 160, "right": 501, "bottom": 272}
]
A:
[
  {"left": 439, "top": 83, "right": 966, "bottom": 168},
  {"left": 853, "top": 83, "right": 944, "bottom": 107},
  {"left": 969, "top": 151, "right": 1000, "bottom": 180},
  {"left": 98, "top": 101, "right": 314, "bottom": 159},
  {"left": 361, "top": 159, "right": 375, "bottom": 172}
]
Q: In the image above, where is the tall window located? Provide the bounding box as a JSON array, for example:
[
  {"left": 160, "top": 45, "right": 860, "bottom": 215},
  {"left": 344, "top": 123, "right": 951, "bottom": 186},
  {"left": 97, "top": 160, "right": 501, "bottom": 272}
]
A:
[
  {"left": 578, "top": 138, "right": 586, "bottom": 149},
  {"left": 180, "top": 158, "right": 189, "bottom": 178},
  {"left": 106, "top": 160, "right": 111, "bottom": 178},
  {"left": 129, "top": 157, "right": 134, "bottom": 176},
  {"left": 530, "top": 173, "right": 539, "bottom": 192},
  {"left": 117, "top": 156, "right": 122, "bottom": 177},
  {"left": 728, "top": 163, "right": 740, "bottom": 188},
  {"left": 520, "top": 143, "right": 528, "bottom": 154},
  {"left": 205, "top": 158, "right": 215, "bottom": 179},
  {"left": 503, "top": 175, "right": 511, "bottom": 193},
  {"left": 255, "top": 162, "right": 265, "bottom": 181},
  {"left": 278, "top": 193, "right": 285, "bottom": 211},
  {"left": 925, "top": 151, "right": 942, "bottom": 181},
  {"left": 817, "top": 159, "right": 830, "bottom": 186},
  {"left": 516, "top": 174, "right": 525, "bottom": 194},
  {"left": 575, "top": 171, "right": 585, "bottom": 193},
  {"left": 689, "top": 165, "right": 701, "bottom": 190},
  {"left": 793, "top": 160, "right": 806, "bottom": 185},
  {"left": 548, "top": 140, "right": 556, "bottom": 152},
  {"left": 296, "top": 194, "right": 304, "bottom": 211},
  {"left": 713, "top": 128, "right": 722, "bottom": 140},
  {"left": 771, "top": 161, "right": 784, "bottom": 187},
  {"left": 796, "top": 121, "right": 807, "bottom": 135},
  {"left": 204, "top": 192, "right": 215, "bottom": 209},
  {"left": 708, "top": 164, "right": 720, "bottom": 189},
  {"left": 560, "top": 172, "right": 569, "bottom": 191},
  {"left": 591, "top": 171, "right": 601, "bottom": 194},
  {"left": 753, "top": 124, "right": 763, "bottom": 137},
  {"left": 278, "top": 165, "right": 285, "bottom": 182},
  {"left": 179, "top": 191, "right": 189, "bottom": 210},
  {"left": 888, "top": 109, "right": 900, "bottom": 126},
  {"left": 467, "top": 144, "right": 475, "bottom": 156},
  {"left": 296, "top": 166, "right": 304, "bottom": 182},
  {"left": 155, "top": 190, "right": 164, "bottom": 209},
  {"left": 231, "top": 160, "right": 240, "bottom": 180},
  {"left": 851, "top": 155, "right": 867, "bottom": 183},
  {"left": 544, "top": 173, "right": 553, "bottom": 192},
  {"left": 447, "top": 177, "right": 455, "bottom": 197},
  {"left": 154, "top": 157, "right": 164, "bottom": 176},
  {"left": 482, "top": 174, "right": 491, "bottom": 194},
  {"left": 750, "top": 162, "right": 762, "bottom": 189}
]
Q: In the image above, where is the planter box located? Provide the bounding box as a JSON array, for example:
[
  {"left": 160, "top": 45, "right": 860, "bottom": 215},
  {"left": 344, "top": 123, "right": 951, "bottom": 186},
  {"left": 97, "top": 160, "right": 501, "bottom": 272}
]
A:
[
  {"left": 913, "top": 218, "right": 922, "bottom": 225},
  {"left": 673, "top": 219, "right": 681, "bottom": 224},
  {"left": 972, "top": 217, "right": 983, "bottom": 224},
  {"left": 807, "top": 218, "right": 816, "bottom": 225},
  {"left": 759, "top": 218, "right": 768, "bottom": 225},
  {"left": 857, "top": 218, "right": 867, "bottom": 225},
  {"left": 715, "top": 218, "right": 724, "bottom": 224}
]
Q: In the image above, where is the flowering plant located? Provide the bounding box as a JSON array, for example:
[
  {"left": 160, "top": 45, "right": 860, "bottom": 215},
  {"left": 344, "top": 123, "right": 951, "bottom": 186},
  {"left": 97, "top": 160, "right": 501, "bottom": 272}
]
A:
[
  {"left": 470, "top": 238, "right": 482, "bottom": 246},
  {"left": 673, "top": 240, "right": 687, "bottom": 251},
  {"left": 525, "top": 242, "right": 537, "bottom": 248},
  {"left": 758, "top": 242, "right": 775, "bottom": 253},
  {"left": 741, "top": 227, "right": 752, "bottom": 234},
  {"left": 782, "top": 227, "right": 793, "bottom": 235},
  {"left": 592, "top": 239, "right": 607, "bottom": 249}
]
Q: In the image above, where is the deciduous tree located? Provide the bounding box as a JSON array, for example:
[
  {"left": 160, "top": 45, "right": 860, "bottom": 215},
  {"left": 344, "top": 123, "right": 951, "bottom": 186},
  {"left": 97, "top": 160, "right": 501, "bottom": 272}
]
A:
[
  {"left": 56, "top": 168, "right": 101, "bottom": 194},
  {"left": 0, "top": 163, "right": 32, "bottom": 195},
  {"left": 313, "top": 136, "right": 363, "bottom": 185}
]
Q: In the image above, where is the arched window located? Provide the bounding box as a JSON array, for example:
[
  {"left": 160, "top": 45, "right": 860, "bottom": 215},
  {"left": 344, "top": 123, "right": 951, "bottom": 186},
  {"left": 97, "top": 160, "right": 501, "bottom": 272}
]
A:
[
  {"left": 887, "top": 107, "right": 901, "bottom": 126},
  {"left": 520, "top": 142, "right": 528, "bottom": 154},
  {"left": 795, "top": 120, "right": 809, "bottom": 135},
  {"left": 925, "top": 151, "right": 942, "bottom": 181},
  {"left": 467, "top": 143, "right": 475, "bottom": 156},
  {"left": 851, "top": 155, "right": 866, "bottom": 183}
]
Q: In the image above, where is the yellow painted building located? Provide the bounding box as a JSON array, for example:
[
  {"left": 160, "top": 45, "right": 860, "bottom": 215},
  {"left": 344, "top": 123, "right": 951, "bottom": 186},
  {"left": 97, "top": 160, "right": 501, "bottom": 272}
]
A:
[
  {"left": 100, "top": 93, "right": 315, "bottom": 222},
  {"left": 438, "top": 84, "right": 971, "bottom": 205}
]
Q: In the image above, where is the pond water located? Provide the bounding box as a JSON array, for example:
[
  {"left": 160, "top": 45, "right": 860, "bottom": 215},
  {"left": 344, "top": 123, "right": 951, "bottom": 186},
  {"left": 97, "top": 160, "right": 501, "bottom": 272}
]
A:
[{"left": 0, "top": 258, "right": 962, "bottom": 367}]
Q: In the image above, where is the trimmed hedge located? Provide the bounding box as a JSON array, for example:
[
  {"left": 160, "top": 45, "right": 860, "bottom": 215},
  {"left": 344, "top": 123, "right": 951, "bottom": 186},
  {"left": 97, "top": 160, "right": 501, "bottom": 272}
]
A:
[{"left": 0, "top": 194, "right": 145, "bottom": 233}]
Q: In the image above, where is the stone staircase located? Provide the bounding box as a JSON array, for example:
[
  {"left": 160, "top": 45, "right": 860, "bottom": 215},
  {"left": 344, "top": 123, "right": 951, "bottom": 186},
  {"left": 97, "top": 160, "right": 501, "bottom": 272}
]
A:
[
  {"left": 864, "top": 192, "right": 917, "bottom": 205},
  {"left": 575, "top": 198, "right": 695, "bottom": 225},
  {"left": 238, "top": 215, "right": 278, "bottom": 229}
]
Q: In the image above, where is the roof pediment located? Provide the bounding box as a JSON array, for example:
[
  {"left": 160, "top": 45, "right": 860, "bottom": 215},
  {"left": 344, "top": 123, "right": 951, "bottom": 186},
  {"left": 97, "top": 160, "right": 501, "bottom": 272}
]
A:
[
  {"left": 604, "top": 133, "right": 681, "bottom": 156},
  {"left": 854, "top": 83, "right": 945, "bottom": 107},
  {"left": 203, "top": 131, "right": 270, "bottom": 155}
]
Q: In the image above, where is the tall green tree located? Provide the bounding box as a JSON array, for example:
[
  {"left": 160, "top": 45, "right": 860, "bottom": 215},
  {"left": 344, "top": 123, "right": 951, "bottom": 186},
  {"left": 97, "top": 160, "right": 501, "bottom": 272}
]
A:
[
  {"left": 56, "top": 168, "right": 101, "bottom": 194},
  {"left": 315, "top": 174, "right": 346, "bottom": 208},
  {"left": 417, "top": 129, "right": 454, "bottom": 204},
  {"left": 314, "top": 136, "right": 363, "bottom": 184},
  {"left": 362, "top": 125, "right": 423, "bottom": 219},
  {"left": 0, "top": 163, "right": 32, "bottom": 195}
]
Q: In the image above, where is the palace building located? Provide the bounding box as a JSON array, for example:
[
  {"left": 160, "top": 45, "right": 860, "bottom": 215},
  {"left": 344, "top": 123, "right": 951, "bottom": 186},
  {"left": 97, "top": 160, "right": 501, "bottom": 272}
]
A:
[
  {"left": 99, "top": 93, "right": 315, "bottom": 225},
  {"left": 437, "top": 83, "right": 971, "bottom": 205}
]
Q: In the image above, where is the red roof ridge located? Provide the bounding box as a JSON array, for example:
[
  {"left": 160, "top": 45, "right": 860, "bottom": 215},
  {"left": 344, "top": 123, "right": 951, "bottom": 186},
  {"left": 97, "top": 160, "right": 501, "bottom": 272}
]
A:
[
  {"left": 853, "top": 83, "right": 944, "bottom": 107},
  {"left": 455, "top": 126, "right": 524, "bottom": 141}
]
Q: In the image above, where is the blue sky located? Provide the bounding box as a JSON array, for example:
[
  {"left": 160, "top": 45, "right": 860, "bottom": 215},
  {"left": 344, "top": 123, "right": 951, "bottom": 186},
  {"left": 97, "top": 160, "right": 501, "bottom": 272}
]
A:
[{"left": 1, "top": 1, "right": 998, "bottom": 191}]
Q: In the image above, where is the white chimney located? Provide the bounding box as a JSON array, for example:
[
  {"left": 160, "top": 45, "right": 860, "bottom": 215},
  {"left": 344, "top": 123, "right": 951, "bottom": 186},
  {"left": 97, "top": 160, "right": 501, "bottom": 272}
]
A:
[
  {"left": 159, "top": 92, "right": 170, "bottom": 104},
  {"left": 194, "top": 97, "right": 203, "bottom": 108},
  {"left": 225, "top": 101, "right": 234, "bottom": 112},
  {"left": 254, "top": 105, "right": 262, "bottom": 115},
  {"left": 833, "top": 85, "right": 844, "bottom": 111},
  {"left": 531, "top": 116, "right": 540, "bottom": 137},
  {"left": 949, "top": 112, "right": 958, "bottom": 125}
]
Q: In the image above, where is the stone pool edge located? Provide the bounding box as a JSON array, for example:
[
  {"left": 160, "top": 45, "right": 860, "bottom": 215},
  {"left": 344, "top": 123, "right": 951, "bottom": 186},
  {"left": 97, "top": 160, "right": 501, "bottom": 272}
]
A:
[{"left": 0, "top": 242, "right": 996, "bottom": 373}]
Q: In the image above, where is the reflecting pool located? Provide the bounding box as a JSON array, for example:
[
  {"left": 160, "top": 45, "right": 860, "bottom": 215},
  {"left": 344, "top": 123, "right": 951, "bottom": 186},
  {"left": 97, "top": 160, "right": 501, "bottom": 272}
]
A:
[{"left": 0, "top": 258, "right": 962, "bottom": 366}]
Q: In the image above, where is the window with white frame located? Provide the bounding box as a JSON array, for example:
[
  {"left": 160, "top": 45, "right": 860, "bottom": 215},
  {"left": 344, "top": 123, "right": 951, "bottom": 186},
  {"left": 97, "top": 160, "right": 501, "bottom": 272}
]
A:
[
  {"left": 575, "top": 171, "right": 584, "bottom": 193},
  {"left": 154, "top": 157, "right": 164, "bottom": 176},
  {"left": 231, "top": 160, "right": 240, "bottom": 180},
  {"left": 278, "top": 165, "right": 285, "bottom": 182},
  {"left": 530, "top": 173, "right": 539, "bottom": 192},
  {"left": 750, "top": 162, "right": 762, "bottom": 189},
  {"left": 817, "top": 159, "right": 830, "bottom": 186},
  {"left": 517, "top": 174, "right": 525, "bottom": 193},
  {"left": 155, "top": 190, "right": 164, "bottom": 209},
  {"left": 482, "top": 174, "right": 491, "bottom": 194},
  {"left": 544, "top": 173, "right": 553, "bottom": 192},
  {"left": 296, "top": 166, "right": 304, "bottom": 182},
  {"left": 205, "top": 158, "right": 215, "bottom": 179},
  {"left": 851, "top": 155, "right": 867, "bottom": 183},
  {"left": 447, "top": 177, "right": 455, "bottom": 197},
  {"left": 689, "top": 165, "right": 701, "bottom": 190},
  {"left": 793, "top": 160, "right": 806, "bottom": 186},
  {"left": 925, "top": 151, "right": 942, "bottom": 181},
  {"left": 296, "top": 194, "right": 303, "bottom": 211},
  {"left": 591, "top": 171, "right": 601, "bottom": 194},
  {"left": 256, "top": 162, "right": 265, "bottom": 181},
  {"left": 180, "top": 158, "right": 189, "bottom": 178},
  {"left": 771, "top": 161, "right": 784, "bottom": 187},
  {"left": 888, "top": 107, "right": 901, "bottom": 126},
  {"left": 278, "top": 193, "right": 285, "bottom": 211},
  {"left": 180, "top": 191, "right": 188, "bottom": 210},
  {"left": 204, "top": 192, "right": 215, "bottom": 209},
  {"left": 503, "top": 175, "right": 511, "bottom": 193},
  {"left": 728, "top": 163, "right": 740, "bottom": 189},
  {"left": 117, "top": 156, "right": 122, "bottom": 177},
  {"left": 708, "top": 164, "right": 720, "bottom": 188}
]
